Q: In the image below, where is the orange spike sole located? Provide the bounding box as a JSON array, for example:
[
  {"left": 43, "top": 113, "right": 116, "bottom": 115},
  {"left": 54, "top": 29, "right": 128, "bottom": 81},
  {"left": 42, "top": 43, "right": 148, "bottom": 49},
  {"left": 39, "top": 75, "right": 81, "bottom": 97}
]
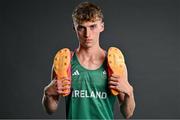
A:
[
  {"left": 107, "top": 47, "right": 125, "bottom": 95},
  {"left": 53, "top": 48, "right": 71, "bottom": 96}
]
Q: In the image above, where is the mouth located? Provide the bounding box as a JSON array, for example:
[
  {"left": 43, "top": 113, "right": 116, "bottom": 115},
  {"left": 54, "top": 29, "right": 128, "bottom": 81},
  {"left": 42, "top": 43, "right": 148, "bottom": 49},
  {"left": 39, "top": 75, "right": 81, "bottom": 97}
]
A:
[{"left": 85, "top": 39, "right": 92, "bottom": 42}]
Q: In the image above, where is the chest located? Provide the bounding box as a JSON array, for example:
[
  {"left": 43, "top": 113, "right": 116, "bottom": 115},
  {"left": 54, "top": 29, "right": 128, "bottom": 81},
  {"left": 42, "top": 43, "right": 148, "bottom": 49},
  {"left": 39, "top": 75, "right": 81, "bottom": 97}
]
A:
[
  {"left": 79, "top": 59, "right": 104, "bottom": 70},
  {"left": 71, "top": 64, "right": 108, "bottom": 91}
]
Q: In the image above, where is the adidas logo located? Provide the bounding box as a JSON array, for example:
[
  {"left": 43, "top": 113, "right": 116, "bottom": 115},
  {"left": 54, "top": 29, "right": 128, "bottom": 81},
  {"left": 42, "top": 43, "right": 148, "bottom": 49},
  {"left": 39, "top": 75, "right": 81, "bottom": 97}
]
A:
[{"left": 72, "top": 70, "right": 80, "bottom": 76}]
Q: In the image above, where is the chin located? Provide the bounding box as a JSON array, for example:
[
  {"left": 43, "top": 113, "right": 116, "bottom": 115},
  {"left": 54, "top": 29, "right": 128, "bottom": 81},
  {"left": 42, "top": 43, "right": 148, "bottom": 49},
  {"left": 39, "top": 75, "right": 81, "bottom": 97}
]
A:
[
  {"left": 83, "top": 45, "right": 92, "bottom": 48},
  {"left": 80, "top": 43, "right": 93, "bottom": 48}
]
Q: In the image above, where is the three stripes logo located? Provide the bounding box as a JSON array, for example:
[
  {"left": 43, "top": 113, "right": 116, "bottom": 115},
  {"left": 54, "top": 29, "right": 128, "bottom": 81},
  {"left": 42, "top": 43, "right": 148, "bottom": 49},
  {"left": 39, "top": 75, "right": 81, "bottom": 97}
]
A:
[{"left": 72, "top": 70, "right": 80, "bottom": 76}]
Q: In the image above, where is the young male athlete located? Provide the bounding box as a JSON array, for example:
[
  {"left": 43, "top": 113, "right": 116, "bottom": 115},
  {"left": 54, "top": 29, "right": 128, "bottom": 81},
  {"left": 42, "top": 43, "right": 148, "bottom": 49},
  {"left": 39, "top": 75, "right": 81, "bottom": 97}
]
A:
[{"left": 42, "top": 2, "right": 135, "bottom": 119}]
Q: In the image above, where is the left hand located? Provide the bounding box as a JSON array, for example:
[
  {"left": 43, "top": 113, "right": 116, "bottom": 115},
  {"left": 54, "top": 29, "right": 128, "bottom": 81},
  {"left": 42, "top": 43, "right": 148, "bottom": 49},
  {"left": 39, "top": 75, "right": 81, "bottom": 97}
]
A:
[{"left": 108, "top": 74, "right": 132, "bottom": 96}]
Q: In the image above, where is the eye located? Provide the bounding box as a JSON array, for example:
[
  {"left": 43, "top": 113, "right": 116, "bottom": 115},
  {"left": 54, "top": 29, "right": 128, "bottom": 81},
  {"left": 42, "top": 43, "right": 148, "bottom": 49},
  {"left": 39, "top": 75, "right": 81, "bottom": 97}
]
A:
[
  {"left": 77, "top": 26, "right": 85, "bottom": 32},
  {"left": 90, "top": 25, "right": 97, "bottom": 30}
]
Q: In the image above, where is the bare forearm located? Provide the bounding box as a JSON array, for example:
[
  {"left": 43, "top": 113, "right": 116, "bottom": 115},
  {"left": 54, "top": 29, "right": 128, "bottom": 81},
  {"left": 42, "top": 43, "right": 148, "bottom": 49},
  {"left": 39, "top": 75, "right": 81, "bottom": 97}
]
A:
[
  {"left": 42, "top": 94, "right": 59, "bottom": 114},
  {"left": 120, "top": 88, "right": 135, "bottom": 119}
]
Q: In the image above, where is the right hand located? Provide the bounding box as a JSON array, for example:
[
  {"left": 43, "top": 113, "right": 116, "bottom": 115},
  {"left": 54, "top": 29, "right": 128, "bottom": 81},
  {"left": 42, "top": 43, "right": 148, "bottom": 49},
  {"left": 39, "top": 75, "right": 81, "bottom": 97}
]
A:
[{"left": 44, "top": 78, "right": 71, "bottom": 97}]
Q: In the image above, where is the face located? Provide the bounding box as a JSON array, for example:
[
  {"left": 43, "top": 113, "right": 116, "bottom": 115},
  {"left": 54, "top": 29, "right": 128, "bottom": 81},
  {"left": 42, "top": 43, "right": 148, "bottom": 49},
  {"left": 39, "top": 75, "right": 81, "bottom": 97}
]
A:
[{"left": 73, "top": 20, "right": 104, "bottom": 48}]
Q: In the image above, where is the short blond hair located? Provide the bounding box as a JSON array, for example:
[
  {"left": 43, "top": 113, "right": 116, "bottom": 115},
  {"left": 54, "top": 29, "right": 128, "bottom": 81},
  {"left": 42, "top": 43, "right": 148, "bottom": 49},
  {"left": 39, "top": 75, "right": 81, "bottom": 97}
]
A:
[{"left": 72, "top": 2, "right": 104, "bottom": 24}]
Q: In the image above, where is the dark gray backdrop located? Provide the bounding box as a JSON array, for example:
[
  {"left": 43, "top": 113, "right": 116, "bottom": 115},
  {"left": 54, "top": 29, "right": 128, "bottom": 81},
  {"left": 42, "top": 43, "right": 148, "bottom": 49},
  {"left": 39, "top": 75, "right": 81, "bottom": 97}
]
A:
[{"left": 0, "top": 0, "right": 179, "bottom": 119}]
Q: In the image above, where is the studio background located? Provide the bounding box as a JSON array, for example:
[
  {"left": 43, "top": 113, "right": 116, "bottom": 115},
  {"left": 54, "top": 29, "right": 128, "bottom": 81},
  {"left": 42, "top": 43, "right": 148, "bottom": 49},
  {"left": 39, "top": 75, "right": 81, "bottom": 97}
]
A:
[{"left": 0, "top": 0, "right": 179, "bottom": 119}]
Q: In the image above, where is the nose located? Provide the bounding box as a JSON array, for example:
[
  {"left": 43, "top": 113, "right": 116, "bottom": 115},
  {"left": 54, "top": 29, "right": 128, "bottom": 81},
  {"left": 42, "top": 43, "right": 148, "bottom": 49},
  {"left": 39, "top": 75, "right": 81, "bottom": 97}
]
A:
[{"left": 84, "top": 28, "right": 90, "bottom": 38}]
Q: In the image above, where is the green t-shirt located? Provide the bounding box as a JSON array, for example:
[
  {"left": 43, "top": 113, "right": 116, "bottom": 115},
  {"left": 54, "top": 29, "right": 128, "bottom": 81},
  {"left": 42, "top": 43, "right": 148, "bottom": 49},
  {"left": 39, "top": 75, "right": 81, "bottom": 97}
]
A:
[{"left": 65, "top": 52, "right": 116, "bottom": 119}]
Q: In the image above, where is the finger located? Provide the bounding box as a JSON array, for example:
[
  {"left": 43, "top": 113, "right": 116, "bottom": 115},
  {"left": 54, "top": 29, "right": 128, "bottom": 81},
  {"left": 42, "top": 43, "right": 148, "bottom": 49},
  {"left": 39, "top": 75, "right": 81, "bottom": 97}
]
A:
[
  {"left": 109, "top": 85, "right": 119, "bottom": 92},
  {"left": 109, "top": 84, "right": 120, "bottom": 91},
  {"left": 57, "top": 89, "right": 68, "bottom": 94},
  {"left": 62, "top": 80, "right": 71, "bottom": 85},
  {"left": 62, "top": 85, "right": 71, "bottom": 90},
  {"left": 109, "top": 85, "right": 116, "bottom": 89},
  {"left": 56, "top": 79, "right": 71, "bottom": 85},
  {"left": 57, "top": 85, "right": 70, "bottom": 91},
  {"left": 109, "top": 77, "right": 119, "bottom": 82},
  {"left": 57, "top": 84, "right": 71, "bottom": 90},
  {"left": 57, "top": 89, "right": 70, "bottom": 95},
  {"left": 57, "top": 81, "right": 71, "bottom": 90},
  {"left": 109, "top": 81, "right": 118, "bottom": 86}
]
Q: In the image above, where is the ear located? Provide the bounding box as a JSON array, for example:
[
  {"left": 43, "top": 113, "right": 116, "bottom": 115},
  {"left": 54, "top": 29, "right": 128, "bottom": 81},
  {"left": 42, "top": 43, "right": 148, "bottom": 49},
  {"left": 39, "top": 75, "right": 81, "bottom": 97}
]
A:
[{"left": 100, "top": 22, "right": 104, "bottom": 32}]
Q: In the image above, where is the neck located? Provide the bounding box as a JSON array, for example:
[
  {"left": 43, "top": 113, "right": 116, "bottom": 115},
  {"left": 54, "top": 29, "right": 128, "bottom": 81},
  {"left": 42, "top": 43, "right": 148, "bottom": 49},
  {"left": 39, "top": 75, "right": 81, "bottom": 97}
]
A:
[
  {"left": 75, "top": 45, "right": 106, "bottom": 70},
  {"left": 76, "top": 45, "right": 103, "bottom": 59}
]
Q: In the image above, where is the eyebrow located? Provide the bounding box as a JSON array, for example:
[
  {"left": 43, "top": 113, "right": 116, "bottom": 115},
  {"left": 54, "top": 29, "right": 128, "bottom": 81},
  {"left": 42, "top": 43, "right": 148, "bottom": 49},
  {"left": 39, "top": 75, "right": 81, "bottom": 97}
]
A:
[{"left": 78, "top": 24, "right": 97, "bottom": 28}]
